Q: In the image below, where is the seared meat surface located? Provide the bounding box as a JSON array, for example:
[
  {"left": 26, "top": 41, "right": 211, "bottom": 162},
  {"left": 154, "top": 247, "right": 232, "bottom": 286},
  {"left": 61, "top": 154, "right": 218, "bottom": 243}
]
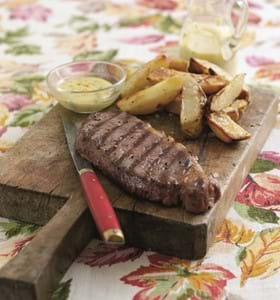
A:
[{"left": 75, "top": 111, "right": 220, "bottom": 213}]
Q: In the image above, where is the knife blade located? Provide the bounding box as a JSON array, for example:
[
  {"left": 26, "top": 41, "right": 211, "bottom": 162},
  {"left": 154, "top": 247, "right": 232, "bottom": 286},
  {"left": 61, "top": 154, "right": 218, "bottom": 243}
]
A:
[{"left": 61, "top": 112, "right": 125, "bottom": 244}]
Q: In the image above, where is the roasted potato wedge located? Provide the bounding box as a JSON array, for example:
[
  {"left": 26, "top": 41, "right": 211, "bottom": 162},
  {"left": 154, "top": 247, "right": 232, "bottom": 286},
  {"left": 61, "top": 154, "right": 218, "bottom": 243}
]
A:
[
  {"left": 193, "top": 74, "right": 228, "bottom": 95},
  {"left": 121, "top": 55, "right": 170, "bottom": 98},
  {"left": 117, "top": 75, "right": 185, "bottom": 115},
  {"left": 165, "top": 92, "right": 182, "bottom": 115},
  {"left": 180, "top": 75, "right": 207, "bottom": 138},
  {"left": 189, "top": 57, "right": 232, "bottom": 80},
  {"left": 147, "top": 67, "right": 182, "bottom": 84},
  {"left": 207, "top": 112, "right": 251, "bottom": 143},
  {"left": 223, "top": 99, "right": 248, "bottom": 121},
  {"left": 148, "top": 67, "right": 228, "bottom": 95},
  {"left": 238, "top": 85, "right": 251, "bottom": 102},
  {"left": 210, "top": 74, "right": 245, "bottom": 112},
  {"left": 167, "top": 57, "right": 189, "bottom": 71}
]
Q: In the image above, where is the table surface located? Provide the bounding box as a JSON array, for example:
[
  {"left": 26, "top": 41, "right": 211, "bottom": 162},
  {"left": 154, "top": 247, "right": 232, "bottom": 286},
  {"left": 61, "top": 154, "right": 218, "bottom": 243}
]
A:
[{"left": 0, "top": 0, "right": 279, "bottom": 299}]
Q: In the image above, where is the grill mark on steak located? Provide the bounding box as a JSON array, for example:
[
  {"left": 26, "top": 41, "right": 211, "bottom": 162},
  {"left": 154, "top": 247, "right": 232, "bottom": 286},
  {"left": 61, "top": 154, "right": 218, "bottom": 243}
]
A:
[
  {"left": 133, "top": 140, "right": 170, "bottom": 179},
  {"left": 109, "top": 122, "right": 147, "bottom": 163},
  {"left": 118, "top": 131, "right": 151, "bottom": 170},
  {"left": 84, "top": 111, "right": 119, "bottom": 132},
  {"left": 90, "top": 112, "right": 129, "bottom": 147},
  {"left": 129, "top": 134, "right": 162, "bottom": 172},
  {"left": 100, "top": 118, "right": 142, "bottom": 154},
  {"left": 76, "top": 111, "right": 221, "bottom": 214}
]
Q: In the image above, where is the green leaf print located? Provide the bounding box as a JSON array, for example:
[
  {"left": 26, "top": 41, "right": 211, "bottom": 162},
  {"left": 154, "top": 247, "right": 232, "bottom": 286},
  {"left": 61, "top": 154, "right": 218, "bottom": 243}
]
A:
[
  {"left": 6, "top": 44, "right": 41, "bottom": 55},
  {"left": 10, "top": 74, "right": 45, "bottom": 97},
  {"left": 69, "top": 15, "right": 89, "bottom": 24},
  {"left": 52, "top": 279, "right": 72, "bottom": 300},
  {"left": 0, "top": 220, "right": 39, "bottom": 238},
  {"left": 9, "top": 104, "right": 49, "bottom": 127},
  {"left": 77, "top": 23, "right": 111, "bottom": 33},
  {"left": 74, "top": 49, "right": 118, "bottom": 61},
  {"left": 250, "top": 158, "right": 277, "bottom": 173},
  {"left": 234, "top": 202, "right": 279, "bottom": 224},
  {"left": 155, "top": 15, "right": 182, "bottom": 34},
  {"left": 0, "top": 27, "right": 28, "bottom": 44}
]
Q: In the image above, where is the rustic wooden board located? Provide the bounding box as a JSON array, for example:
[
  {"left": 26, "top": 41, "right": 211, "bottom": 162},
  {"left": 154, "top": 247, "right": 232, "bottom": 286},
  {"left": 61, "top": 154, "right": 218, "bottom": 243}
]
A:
[{"left": 0, "top": 87, "right": 278, "bottom": 300}]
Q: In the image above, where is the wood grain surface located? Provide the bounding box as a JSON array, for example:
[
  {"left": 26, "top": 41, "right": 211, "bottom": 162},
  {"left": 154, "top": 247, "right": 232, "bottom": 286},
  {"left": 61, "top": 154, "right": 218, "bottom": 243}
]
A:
[{"left": 0, "top": 87, "right": 278, "bottom": 299}]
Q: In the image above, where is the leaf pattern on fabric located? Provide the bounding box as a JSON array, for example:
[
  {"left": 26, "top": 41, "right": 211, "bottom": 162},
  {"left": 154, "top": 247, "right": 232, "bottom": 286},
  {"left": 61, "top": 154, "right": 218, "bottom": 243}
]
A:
[
  {"left": 250, "top": 158, "right": 277, "bottom": 173},
  {"left": 77, "top": 243, "right": 143, "bottom": 267},
  {"left": 234, "top": 202, "right": 280, "bottom": 224},
  {"left": 0, "top": 219, "right": 39, "bottom": 238},
  {"left": 121, "top": 254, "right": 235, "bottom": 300},
  {"left": 239, "top": 227, "right": 280, "bottom": 286},
  {"left": 6, "top": 44, "right": 41, "bottom": 55},
  {"left": 10, "top": 4, "right": 52, "bottom": 22},
  {"left": 52, "top": 279, "right": 72, "bottom": 300},
  {"left": 9, "top": 104, "right": 49, "bottom": 127},
  {"left": 255, "top": 62, "right": 280, "bottom": 81},
  {"left": 55, "top": 32, "right": 97, "bottom": 56},
  {"left": 0, "top": 104, "right": 10, "bottom": 126},
  {"left": 246, "top": 55, "right": 275, "bottom": 67},
  {"left": 236, "top": 174, "right": 280, "bottom": 211},
  {"left": 137, "top": 0, "right": 178, "bottom": 10},
  {"left": 0, "top": 94, "right": 32, "bottom": 111},
  {"left": 215, "top": 219, "right": 255, "bottom": 245},
  {"left": 0, "top": 26, "right": 29, "bottom": 44},
  {"left": 258, "top": 151, "right": 280, "bottom": 166},
  {"left": 73, "top": 49, "right": 118, "bottom": 62},
  {"left": 119, "top": 34, "right": 164, "bottom": 45}
]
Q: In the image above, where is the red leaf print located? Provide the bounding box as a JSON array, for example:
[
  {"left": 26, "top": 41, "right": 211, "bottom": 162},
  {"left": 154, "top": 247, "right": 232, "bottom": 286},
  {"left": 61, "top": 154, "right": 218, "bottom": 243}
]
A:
[
  {"left": 259, "top": 151, "right": 280, "bottom": 166},
  {"left": 77, "top": 243, "right": 143, "bottom": 267},
  {"left": 248, "top": 1, "right": 262, "bottom": 9},
  {"left": 137, "top": 0, "right": 177, "bottom": 10},
  {"left": 236, "top": 174, "right": 280, "bottom": 210},
  {"left": 121, "top": 254, "right": 235, "bottom": 300},
  {"left": 255, "top": 62, "right": 280, "bottom": 81},
  {"left": 0, "top": 94, "right": 32, "bottom": 111},
  {"left": 0, "top": 235, "right": 34, "bottom": 257},
  {"left": 119, "top": 34, "right": 164, "bottom": 45},
  {"left": 246, "top": 56, "right": 275, "bottom": 67},
  {"left": 232, "top": 11, "right": 261, "bottom": 25},
  {"left": 150, "top": 40, "right": 178, "bottom": 53}
]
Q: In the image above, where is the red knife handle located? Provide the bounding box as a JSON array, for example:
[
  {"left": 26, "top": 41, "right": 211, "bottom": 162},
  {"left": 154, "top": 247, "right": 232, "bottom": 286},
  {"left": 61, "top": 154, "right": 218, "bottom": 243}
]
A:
[{"left": 79, "top": 168, "right": 125, "bottom": 244}]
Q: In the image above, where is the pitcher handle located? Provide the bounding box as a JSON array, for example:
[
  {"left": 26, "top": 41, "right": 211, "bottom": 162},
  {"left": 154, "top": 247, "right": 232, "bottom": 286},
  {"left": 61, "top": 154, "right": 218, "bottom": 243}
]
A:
[{"left": 230, "top": 0, "right": 249, "bottom": 48}]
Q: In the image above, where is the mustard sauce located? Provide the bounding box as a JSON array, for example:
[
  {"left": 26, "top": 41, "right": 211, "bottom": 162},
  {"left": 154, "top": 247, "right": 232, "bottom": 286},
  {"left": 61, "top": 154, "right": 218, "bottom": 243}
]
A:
[{"left": 57, "top": 76, "right": 114, "bottom": 113}]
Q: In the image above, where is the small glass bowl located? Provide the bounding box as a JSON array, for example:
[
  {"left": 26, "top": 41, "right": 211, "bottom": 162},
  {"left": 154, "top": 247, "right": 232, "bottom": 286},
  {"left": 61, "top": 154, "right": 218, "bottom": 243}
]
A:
[{"left": 47, "top": 61, "right": 126, "bottom": 113}]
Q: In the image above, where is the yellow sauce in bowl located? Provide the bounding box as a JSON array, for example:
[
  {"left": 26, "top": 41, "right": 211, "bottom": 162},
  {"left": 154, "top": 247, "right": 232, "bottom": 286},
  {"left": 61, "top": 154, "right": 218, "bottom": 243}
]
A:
[
  {"left": 56, "top": 76, "right": 117, "bottom": 113},
  {"left": 59, "top": 76, "right": 112, "bottom": 92}
]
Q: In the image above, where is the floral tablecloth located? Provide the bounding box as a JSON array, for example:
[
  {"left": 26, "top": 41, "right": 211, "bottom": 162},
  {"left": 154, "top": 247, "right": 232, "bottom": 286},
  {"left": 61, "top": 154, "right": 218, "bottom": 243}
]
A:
[{"left": 0, "top": 0, "right": 280, "bottom": 299}]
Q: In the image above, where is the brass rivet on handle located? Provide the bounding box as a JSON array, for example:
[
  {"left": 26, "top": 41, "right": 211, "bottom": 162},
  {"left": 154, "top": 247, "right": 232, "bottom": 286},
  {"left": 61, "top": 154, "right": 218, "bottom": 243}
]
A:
[{"left": 103, "top": 229, "right": 125, "bottom": 244}]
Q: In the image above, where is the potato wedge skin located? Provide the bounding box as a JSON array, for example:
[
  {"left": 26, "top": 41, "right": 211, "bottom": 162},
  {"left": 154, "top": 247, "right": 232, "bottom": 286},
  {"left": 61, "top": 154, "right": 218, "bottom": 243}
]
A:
[
  {"left": 207, "top": 112, "right": 251, "bottom": 143},
  {"left": 148, "top": 67, "right": 228, "bottom": 95},
  {"left": 117, "top": 75, "right": 184, "bottom": 115},
  {"left": 223, "top": 99, "right": 248, "bottom": 121},
  {"left": 189, "top": 57, "right": 232, "bottom": 80},
  {"left": 165, "top": 92, "right": 182, "bottom": 115},
  {"left": 147, "top": 67, "right": 182, "bottom": 84},
  {"left": 167, "top": 57, "right": 189, "bottom": 71},
  {"left": 180, "top": 75, "right": 207, "bottom": 139},
  {"left": 210, "top": 74, "right": 245, "bottom": 112},
  {"left": 121, "top": 55, "right": 170, "bottom": 98}
]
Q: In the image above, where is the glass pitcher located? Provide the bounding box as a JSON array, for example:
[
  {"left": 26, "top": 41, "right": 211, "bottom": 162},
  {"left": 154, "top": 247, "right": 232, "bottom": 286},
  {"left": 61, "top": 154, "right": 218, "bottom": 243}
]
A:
[{"left": 179, "top": 0, "right": 248, "bottom": 66}]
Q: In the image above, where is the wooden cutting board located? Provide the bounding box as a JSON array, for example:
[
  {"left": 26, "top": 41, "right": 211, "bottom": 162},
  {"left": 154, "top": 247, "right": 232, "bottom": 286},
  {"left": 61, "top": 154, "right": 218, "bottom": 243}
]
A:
[{"left": 0, "top": 87, "right": 278, "bottom": 300}]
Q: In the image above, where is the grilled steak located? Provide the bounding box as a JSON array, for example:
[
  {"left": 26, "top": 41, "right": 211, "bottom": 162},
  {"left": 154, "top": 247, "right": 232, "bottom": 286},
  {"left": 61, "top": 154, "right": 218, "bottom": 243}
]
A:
[{"left": 75, "top": 111, "right": 220, "bottom": 213}]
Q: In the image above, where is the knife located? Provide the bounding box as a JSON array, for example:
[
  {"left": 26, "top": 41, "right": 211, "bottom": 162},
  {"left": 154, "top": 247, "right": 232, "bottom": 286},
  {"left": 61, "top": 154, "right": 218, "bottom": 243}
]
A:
[{"left": 61, "top": 112, "right": 125, "bottom": 244}]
